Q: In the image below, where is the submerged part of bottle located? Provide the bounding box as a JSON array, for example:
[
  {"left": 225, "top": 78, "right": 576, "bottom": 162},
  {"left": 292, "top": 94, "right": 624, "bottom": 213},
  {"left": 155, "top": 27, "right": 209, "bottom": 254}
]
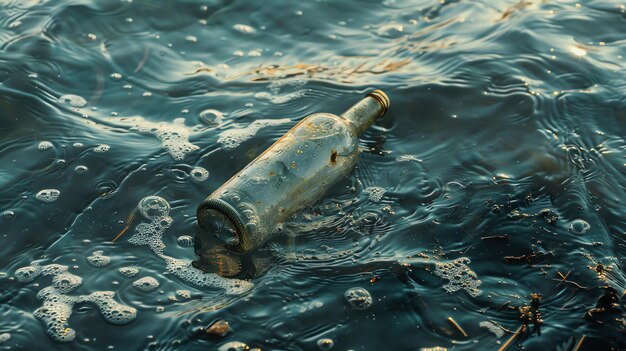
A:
[{"left": 197, "top": 90, "right": 389, "bottom": 252}]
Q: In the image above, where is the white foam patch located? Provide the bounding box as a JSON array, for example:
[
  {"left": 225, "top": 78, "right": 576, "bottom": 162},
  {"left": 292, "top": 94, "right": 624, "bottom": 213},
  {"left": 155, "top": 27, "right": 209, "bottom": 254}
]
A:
[
  {"left": 14, "top": 263, "right": 136, "bottom": 342},
  {"left": 38, "top": 141, "right": 53, "bottom": 150},
  {"left": 0, "top": 333, "right": 10, "bottom": 343},
  {"left": 114, "top": 117, "right": 199, "bottom": 160},
  {"left": 119, "top": 267, "right": 139, "bottom": 278},
  {"left": 190, "top": 166, "right": 209, "bottom": 183},
  {"left": 58, "top": 94, "right": 87, "bottom": 108},
  {"left": 132, "top": 276, "right": 160, "bottom": 292},
  {"left": 87, "top": 250, "right": 111, "bottom": 267},
  {"left": 218, "top": 341, "right": 249, "bottom": 351},
  {"left": 218, "top": 118, "right": 290, "bottom": 149},
  {"left": 364, "top": 187, "right": 386, "bottom": 202},
  {"left": 396, "top": 155, "right": 422, "bottom": 162},
  {"left": 233, "top": 24, "right": 255, "bottom": 34},
  {"left": 480, "top": 321, "right": 504, "bottom": 338},
  {"left": 126, "top": 196, "right": 253, "bottom": 295},
  {"left": 434, "top": 257, "right": 482, "bottom": 297},
  {"left": 254, "top": 79, "right": 306, "bottom": 104},
  {"left": 36, "top": 189, "right": 60, "bottom": 203}
]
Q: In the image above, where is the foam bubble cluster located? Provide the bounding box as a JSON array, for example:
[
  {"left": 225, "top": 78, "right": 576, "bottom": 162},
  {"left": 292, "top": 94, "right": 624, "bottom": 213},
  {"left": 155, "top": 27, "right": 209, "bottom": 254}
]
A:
[
  {"left": 58, "top": 94, "right": 87, "bottom": 108},
  {"left": 14, "top": 262, "right": 136, "bottom": 342},
  {"left": 36, "top": 189, "right": 60, "bottom": 203},
  {"left": 190, "top": 167, "right": 209, "bottom": 183},
  {"left": 128, "top": 196, "right": 253, "bottom": 294},
  {"left": 119, "top": 267, "right": 139, "bottom": 278},
  {"left": 132, "top": 276, "right": 160, "bottom": 292},
  {"left": 434, "top": 257, "right": 482, "bottom": 297},
  {"left": 93, "top": 144, "right": 110, "bottom": 153},
  {"left": 479, "top": 321, "right": 504, "bottom": 338},
  {"left": 364, "top": 187, "right": 386, "bottom": 202},
  {"left": 218, "top": 118, "right": 290, "bottom": 149},
  {"left": 87, "top": 250, "right": 111, "bottom": 267},
  {"left": 38, "top": 141, "right": 53, "bottom": 150},
  {"left": 344, "top": 287, "right": 372, "bottom": 310},
  {"left": 116, "top": 117, "right": 199, "bottom": 160}
]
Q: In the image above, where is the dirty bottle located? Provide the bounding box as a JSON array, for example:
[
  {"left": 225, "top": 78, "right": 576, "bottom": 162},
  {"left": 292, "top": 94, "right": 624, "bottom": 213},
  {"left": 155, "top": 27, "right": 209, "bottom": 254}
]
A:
[{"left": 197, "top": 90, "right": 390, "bottom": 252}]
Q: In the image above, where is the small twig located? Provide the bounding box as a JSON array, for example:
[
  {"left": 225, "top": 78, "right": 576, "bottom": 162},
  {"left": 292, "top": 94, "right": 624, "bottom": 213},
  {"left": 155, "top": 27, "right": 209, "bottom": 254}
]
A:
[
  {"left": 447, "top": 316, "right": 468, "bottom": 337},
  {"left": 112, "top": 211, "right": 136, "bottom": 243},
  {"left": 573, "top": 335, "right": 586, "bottom": 351},
  {"left": 497, "top": 325, "right": 522, "bottom": 351},
  {"left": 550, "top": 278, "right": 589, "bottom": 290},
  {"left": 555, "top": 271, "right": 571, "bottom": 286}
]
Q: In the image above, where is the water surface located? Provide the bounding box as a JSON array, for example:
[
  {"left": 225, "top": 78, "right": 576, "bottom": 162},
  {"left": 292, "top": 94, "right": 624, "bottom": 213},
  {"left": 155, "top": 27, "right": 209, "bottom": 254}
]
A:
[{"left": 0, "top": 0, "right": 625, "bottom": 350}]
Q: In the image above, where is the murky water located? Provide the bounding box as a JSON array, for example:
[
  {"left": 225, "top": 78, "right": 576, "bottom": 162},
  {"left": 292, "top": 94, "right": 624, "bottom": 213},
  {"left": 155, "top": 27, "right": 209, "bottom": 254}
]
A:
[{"left": 1, "top": 0, "right": 625, "bottom": 350}]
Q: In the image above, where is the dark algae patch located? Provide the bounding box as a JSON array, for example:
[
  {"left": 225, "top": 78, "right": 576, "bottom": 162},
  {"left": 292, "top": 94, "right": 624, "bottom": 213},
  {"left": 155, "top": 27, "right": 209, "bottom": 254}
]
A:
[{"left": 0, "top": 0, "right": 625, "bottom": 350}]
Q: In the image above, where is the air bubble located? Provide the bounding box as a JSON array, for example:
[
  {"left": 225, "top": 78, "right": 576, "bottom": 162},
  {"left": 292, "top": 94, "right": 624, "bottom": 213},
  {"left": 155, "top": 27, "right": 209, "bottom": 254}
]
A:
[
  {"left": 38, "top": 141, "right": 53, "bottom": 150},
  {"left": 75, "top": 165, "right": 88, "bottom": 174},
  {"left": 137, "top": 196, "right": 170, "bottom": 219},
  {"left": 569, "top": 219, "right": 590, "bottom": 234},
  {"left": 344, "top": 287, "right": 372, "bottom": 310},
  {"left": 3, "top": 210, "right": 15, "bottom": 220},
  {"left": 36, "top": 189, "right": 60, "bottom": 203},
  {"left": 199, "top": 109, "right": 223, "bottom": 126},
  {"left": 58, "top": 94, "right": 87, "bottom": 108},
  {"left": 190, "top": 167, "right": 209, "bottom": 183},
  {"left": 73, "top": 142, "right": 84, "bottom": 148},
  {"left": 133, "top": 277, "right": 159, "bottom": 291},
  {"left": 110, "top": 73, "right": 122, "bottom": 80},
  {"left": 87, "top": 251, "right": 111, "bottom": 267},
  {"left": 177, "top": 235, "right": 194, "bottom": 247}
]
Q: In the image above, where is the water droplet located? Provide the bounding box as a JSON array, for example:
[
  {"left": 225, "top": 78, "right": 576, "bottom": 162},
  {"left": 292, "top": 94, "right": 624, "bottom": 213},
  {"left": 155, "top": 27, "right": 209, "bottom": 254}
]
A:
[{"left": 2, "top": 210, "right": 15, "bottom": 220}]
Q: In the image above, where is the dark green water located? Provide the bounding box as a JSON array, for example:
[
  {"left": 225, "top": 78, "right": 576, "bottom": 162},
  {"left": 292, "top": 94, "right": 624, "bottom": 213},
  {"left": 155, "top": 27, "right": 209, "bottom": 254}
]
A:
[{"left": 0, "top": 0, "right": 625, "bottom": 350}]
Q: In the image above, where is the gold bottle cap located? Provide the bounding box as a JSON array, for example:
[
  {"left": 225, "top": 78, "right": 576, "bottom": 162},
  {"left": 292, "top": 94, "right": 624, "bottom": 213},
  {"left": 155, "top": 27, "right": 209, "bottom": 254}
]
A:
[{"left": 366, "top": 89, "right": 390, "bottom": 117}]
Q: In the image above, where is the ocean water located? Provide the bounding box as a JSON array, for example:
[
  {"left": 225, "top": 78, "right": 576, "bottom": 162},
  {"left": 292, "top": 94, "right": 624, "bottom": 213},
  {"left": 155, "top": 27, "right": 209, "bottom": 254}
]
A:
[{"left": 0, "top": 0, "right": 625, "bottom": 350}]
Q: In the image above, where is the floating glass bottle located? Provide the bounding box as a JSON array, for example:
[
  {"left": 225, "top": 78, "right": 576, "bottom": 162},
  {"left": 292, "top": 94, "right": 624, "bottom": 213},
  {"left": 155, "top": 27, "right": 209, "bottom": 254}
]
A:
[{"left": 197, "top": 90, "right": 389, "bottom": 252}]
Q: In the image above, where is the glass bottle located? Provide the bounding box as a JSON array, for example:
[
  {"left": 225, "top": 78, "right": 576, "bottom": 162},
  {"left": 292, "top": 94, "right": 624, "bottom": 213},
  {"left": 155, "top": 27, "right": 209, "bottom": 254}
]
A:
[{"left": 197, "top": 90, "right": 389, "bottom": 252}]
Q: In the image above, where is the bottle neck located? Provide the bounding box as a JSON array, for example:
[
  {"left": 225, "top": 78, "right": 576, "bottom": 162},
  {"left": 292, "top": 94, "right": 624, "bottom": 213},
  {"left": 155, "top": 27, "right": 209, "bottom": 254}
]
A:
[{"left": 340, "top": 90, "right": 389, "bottom": 136}]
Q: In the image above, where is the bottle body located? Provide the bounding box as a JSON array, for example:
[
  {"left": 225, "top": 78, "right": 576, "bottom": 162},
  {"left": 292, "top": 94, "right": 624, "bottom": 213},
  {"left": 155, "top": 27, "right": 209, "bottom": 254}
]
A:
[{"left": 198, "top": 90, "right": 389, "bottom": 252}]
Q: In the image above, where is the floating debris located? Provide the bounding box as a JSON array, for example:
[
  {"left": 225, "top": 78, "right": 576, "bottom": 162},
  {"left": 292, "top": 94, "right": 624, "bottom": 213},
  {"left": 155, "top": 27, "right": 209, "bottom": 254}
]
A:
[
  {"left": 205, "top": 319, "right": 231, "bottom": 338},
  {"left": 479, "top": 320, "right": 504, "bottom": 338}
]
